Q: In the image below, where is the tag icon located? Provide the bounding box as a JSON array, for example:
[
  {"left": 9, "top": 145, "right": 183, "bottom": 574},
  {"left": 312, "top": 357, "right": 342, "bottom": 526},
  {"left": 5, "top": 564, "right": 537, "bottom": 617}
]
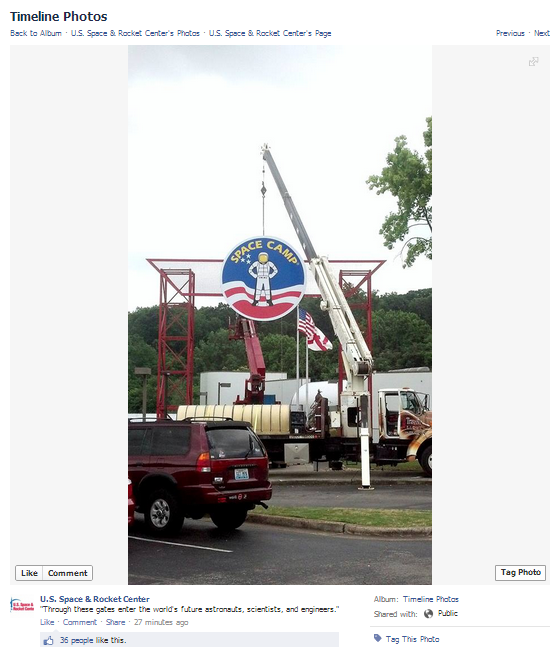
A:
[{"left": 374, "top": 635, "right": 382, "bottom": 642}]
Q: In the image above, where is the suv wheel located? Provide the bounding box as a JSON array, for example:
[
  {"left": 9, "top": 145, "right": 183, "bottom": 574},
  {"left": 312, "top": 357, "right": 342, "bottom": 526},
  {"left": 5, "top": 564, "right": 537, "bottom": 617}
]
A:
[
  {"left": 210, "top": 506, "right": 248, "bottom": 530},
  {"left": 145, "top": 489, "right": 184, "bottom": 535}
]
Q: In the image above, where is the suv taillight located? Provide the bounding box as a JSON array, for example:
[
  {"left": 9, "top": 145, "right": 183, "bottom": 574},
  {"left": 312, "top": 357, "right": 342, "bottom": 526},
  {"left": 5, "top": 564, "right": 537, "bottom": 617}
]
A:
[{"left": 196, "top": 452, "right": 211, "bottom": 473}]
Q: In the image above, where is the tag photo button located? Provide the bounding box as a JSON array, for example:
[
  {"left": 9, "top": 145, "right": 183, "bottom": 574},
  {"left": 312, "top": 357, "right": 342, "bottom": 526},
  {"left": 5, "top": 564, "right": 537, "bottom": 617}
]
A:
[{"left": 495, "top": 565, "right": 546, "bottom": 581}]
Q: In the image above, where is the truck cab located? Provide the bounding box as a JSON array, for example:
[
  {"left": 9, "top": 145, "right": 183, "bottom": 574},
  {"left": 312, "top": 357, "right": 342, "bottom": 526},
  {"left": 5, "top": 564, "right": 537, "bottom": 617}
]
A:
[{"left": 377, "top": 388, "right": 432, "bottom": 476}]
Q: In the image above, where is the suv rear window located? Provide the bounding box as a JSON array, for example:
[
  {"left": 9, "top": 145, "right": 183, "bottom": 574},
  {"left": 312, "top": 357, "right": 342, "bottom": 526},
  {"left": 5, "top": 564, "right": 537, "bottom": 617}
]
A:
[
  {"left": 129, "top": 428, "right": 148, "bottom": 455},
  {"left": 206, "top": 427, "right": 265, "bottom": 459},
  {"left": 151, "top": 426, "right": 191, "bottom": 456}
]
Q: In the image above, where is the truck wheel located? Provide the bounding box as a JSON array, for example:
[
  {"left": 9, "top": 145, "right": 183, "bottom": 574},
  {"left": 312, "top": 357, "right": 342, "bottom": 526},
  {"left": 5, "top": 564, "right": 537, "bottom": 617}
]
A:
[
  {"left": 419, "top": 445, "right": 432, "bottom": 477},
  {"left": 145, "top": 489, "right": 184, "bottom": 535},
  {"left": 210, "top": 506, "right": 248, "bottom": 530}
]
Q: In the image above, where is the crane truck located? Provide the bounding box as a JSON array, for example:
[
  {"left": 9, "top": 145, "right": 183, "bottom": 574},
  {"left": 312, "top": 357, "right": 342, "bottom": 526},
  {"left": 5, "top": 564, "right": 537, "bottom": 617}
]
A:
[{"left": 261, "top": 144, "right": 432, "bottom": 481}]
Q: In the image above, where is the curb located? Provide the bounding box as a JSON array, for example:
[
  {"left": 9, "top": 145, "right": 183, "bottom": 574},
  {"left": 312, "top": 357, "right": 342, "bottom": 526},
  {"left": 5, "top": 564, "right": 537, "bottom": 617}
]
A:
[
  {"left": 271, "top": 477, "right": 432, "bottom": 487},
  {"left": 247, "top": 513, "right": 432, "bottom": 538}
]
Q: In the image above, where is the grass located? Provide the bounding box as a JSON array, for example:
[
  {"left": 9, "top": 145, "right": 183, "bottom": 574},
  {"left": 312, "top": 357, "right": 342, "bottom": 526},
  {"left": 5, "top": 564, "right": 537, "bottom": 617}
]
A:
[{"left": 253, "top": 506, "right": 431, "bottom": 528}]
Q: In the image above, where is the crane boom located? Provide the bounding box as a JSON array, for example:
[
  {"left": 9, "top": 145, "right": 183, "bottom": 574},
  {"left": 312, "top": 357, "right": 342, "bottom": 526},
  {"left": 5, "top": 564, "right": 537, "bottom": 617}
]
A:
[
  {"left": 262, "top": 144, "right": 373, "bottom": 384},
  {"left": 262, "top": 144, "right": 373, "bottom": 487},
  {"left": 230, "top": 317, "right": 266, "bottom": 405},
  {"left": 311, "top": 257, "right": 372, "bottom": 385},
  {"left": 262, "top": 145, "right": 317, "bottom": 262}
]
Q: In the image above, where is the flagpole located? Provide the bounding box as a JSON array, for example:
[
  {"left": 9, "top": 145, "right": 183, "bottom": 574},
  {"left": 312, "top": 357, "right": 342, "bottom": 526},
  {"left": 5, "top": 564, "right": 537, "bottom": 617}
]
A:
[
  {"left": 296, "top": 306, "right": 300, "bottom": 407},
  {"left": 305, "top": 334, "right": 309, "bottom": 415}
]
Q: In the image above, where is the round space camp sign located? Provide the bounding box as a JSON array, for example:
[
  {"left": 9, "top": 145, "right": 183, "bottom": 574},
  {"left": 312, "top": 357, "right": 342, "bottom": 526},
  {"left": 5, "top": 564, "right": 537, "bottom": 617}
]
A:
[{"left": 221, "top": 236, "right": 306, "bottom": 321}]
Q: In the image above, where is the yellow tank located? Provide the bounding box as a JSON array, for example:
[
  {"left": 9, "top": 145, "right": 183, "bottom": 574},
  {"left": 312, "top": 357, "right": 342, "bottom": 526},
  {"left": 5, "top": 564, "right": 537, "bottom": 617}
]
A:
[{"left": 175, "top": 404, "right": 291, "bottom": 436}]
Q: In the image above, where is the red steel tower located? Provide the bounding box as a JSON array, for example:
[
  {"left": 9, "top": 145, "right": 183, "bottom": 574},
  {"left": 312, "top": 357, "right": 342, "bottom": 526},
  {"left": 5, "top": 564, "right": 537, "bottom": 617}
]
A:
[{"left": 147, "top": 260, "right": 195, "bottom": 418}]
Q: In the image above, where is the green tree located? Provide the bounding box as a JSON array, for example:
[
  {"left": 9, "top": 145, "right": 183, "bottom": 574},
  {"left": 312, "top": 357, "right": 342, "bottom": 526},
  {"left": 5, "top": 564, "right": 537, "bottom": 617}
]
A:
[
  {"left": 128, "top": 306, "right": 159, "bottom": 346},
  {"left": 261, "top": 334, "right": 298, "bottom": 376},
  {"left": 195, "top": 329, "right": 248, "bottom": 373},
  {"left": 128, "top": 333, "right": 158, "bottom": 412},
  {"left": 367, "top": 117, "right": 432, "bottom": 267},
  {"left": 375, "top": 288, "right": 432, "bottom": 327},
  {"left": 372, "top": 310, "right": 432, "bottom": 371},
  {"left": 307, "top": 340, "right": 339, "bottom": 381},
  {"left": 195, "top": 303, "right": 235, "bottom": 341}
]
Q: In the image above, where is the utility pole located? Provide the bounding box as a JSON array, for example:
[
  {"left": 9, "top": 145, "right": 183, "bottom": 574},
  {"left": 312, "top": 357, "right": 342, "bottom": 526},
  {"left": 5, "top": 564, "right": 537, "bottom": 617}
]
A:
[{"left": 134, "top": 367, "right": 152, "bottom": 422}]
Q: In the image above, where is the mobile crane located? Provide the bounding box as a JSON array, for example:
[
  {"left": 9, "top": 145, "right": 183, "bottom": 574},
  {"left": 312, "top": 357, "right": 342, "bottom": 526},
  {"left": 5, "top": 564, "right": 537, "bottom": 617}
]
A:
[
  {"left": 262, "top": 144, "right": 375, "bottom": 487},
  {"left": 261, "top": 145, "right": 432, "bottom": 482}
]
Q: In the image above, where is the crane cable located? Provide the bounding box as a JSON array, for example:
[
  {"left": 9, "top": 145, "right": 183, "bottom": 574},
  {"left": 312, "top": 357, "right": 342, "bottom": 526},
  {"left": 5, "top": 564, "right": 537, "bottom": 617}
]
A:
[
  {"left": 261, "top": 164, "right": 267, "bottom": 236},
  {"left": 261, "top": 165, "right": 283, "bottom": 368}
]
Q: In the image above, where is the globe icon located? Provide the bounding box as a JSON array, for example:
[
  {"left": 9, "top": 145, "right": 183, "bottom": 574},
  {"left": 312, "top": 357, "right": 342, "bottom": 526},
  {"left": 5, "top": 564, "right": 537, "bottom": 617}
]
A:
[{"left": 424, "top": 609, "right": 433, "bottom": 618}]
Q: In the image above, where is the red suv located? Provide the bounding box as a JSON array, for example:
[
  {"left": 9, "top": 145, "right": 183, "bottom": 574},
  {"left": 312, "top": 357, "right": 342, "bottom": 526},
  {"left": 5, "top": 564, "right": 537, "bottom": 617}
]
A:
[
  {"left": 128, "top": 418, "right": 272, "bottom": 535},
  {"left": 128, "top": 479, "right": 135, "bottom": 526}
]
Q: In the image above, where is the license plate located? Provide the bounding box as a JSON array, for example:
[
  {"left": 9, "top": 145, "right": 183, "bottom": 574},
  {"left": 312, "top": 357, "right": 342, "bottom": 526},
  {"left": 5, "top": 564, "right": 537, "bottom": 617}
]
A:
[{"left": 234, "top": 468, "right": 249, "bottom": 480}]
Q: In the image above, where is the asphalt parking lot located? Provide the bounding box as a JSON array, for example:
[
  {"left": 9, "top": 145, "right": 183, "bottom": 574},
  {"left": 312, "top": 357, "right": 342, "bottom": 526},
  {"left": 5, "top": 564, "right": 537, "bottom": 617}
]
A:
[
  {"left": 128, "top": 468, "right": 432, "bottom": 585},
  {"left": 128, "top": 520, "right": 432, "bottom": 585}
]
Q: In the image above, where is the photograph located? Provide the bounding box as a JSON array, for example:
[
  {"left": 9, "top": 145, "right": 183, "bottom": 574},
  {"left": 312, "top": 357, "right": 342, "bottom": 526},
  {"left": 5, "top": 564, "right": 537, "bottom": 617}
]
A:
[{"left": 127, "top": 45, "right": 433, "bottom": 585}]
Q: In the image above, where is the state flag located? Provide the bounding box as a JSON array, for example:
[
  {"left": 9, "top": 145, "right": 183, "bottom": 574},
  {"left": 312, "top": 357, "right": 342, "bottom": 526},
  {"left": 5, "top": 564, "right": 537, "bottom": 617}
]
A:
[{"left": 298, "top": 308, "right": 333, "bottom": 351}]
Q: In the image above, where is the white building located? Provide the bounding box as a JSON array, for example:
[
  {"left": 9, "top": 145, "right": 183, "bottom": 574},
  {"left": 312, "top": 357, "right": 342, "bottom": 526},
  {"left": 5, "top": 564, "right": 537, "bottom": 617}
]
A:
[{"left": 200, "top": 371, "right": 307, "bottom": 405}]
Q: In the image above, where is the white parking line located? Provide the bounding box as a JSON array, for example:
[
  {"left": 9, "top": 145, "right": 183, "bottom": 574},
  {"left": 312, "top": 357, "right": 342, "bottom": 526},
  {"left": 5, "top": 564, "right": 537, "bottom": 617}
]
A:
[{"left": 128, "top": 535, "right": 233, "bottom": 553}]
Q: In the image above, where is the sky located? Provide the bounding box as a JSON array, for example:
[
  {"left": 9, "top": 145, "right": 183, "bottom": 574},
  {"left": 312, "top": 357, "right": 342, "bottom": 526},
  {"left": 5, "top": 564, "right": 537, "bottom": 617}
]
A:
[{"left": 128, "top": 45, "right": 432, "bottom": 311}]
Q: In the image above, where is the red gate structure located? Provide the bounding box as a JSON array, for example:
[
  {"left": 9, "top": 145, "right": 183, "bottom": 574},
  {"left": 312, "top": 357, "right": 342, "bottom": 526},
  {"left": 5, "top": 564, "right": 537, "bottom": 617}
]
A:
[
  {"left": 147, "top": 260, "right": 195, "bottom": 419},
  {"left": 146, "top": 258, "right": 384, "bottom": 417},
  {"left": 337, "top": 267, "right": 380, "bottom": 407}
]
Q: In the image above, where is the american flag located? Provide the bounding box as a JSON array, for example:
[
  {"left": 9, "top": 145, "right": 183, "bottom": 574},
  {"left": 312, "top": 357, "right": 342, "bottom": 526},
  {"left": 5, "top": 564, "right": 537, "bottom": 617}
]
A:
[{"left": 298, "top": 308, "right": 333, "bottom": 351}]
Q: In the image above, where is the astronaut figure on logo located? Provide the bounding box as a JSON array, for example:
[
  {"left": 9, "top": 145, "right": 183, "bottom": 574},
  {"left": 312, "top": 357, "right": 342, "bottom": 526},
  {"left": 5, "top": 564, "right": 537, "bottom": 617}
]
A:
[{"left": 249, "top": 252, "right": 278, "bottom": 306}]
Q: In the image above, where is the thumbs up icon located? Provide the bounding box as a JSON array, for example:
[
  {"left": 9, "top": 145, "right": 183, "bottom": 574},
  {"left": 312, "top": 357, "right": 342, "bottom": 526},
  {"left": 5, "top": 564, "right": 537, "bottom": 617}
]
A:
[{"left": 43, "top": 637, "right": 54, "bottom": 645}]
